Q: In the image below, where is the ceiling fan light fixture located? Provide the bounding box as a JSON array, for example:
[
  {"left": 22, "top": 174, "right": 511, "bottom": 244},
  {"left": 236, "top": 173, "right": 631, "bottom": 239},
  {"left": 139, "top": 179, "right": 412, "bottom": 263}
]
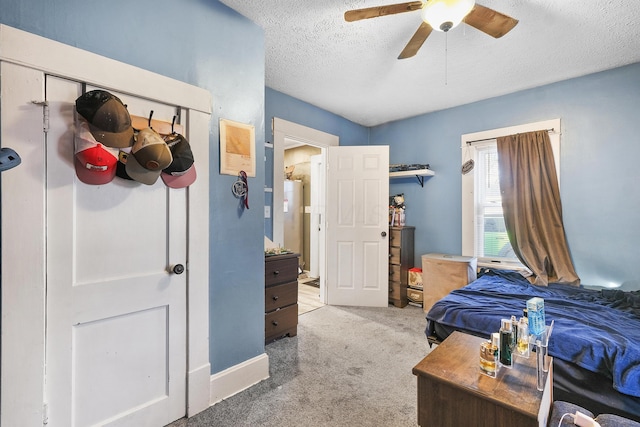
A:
[{"left": 421, "top": 0, "right": 475, "bottom": 32}]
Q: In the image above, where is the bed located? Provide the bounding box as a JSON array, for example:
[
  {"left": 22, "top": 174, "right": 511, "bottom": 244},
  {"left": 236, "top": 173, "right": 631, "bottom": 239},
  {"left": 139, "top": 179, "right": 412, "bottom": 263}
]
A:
[{"left": 425, "top": 268, "right": 640, "bottom": 422}]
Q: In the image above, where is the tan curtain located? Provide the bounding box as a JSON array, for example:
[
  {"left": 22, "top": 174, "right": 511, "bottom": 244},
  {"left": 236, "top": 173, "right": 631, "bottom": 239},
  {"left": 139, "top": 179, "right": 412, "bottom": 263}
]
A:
[{"left": 497, "top": 130, "right": 580, "bottom": 287}]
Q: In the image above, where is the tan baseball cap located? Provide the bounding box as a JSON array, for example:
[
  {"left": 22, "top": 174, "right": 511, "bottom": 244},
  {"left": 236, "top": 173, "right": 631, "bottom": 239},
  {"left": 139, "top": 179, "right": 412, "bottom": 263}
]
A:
[{"left": 125, "top": 128, "right": 172, "bottom": 185}]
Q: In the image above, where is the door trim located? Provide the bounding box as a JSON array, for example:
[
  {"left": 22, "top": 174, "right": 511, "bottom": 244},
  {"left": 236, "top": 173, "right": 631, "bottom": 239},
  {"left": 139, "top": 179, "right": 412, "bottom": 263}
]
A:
[
  {"left": 0, "top": 24, "right": 211, "bottom": 426},
  {"left": 272, "top": 118, "right": 338, "bottom": 303},
  {"left": 272, "top": 118, "right": 339, "bottom": 247}
]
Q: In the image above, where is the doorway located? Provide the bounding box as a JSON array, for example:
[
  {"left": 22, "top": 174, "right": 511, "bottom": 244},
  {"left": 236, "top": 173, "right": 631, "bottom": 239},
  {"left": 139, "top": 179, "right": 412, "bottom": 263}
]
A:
[
  {"left": 272, "top": 118, "right": 338, "bottom": 307},
  {"left": 272, "top": 118, "right": 390, "bottom": 309},
  {"left": 283, "top": 141, "right": 324, "bottom": 314}
]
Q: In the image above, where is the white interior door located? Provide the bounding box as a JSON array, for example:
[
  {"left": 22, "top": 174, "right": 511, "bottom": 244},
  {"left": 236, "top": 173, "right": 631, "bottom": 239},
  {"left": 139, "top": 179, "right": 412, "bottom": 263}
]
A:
[
  {"left": 45, "top": 76, "right": 187, "bottom": 427},
  {"left": 325, "top": 146, "right": 389, "bottom": 307}
]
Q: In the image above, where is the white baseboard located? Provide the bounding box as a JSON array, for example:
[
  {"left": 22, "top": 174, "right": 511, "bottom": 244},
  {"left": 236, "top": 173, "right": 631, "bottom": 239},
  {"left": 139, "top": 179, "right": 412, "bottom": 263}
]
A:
[{"left": 209, "top": 353, "right": 270, "bottom": 406}]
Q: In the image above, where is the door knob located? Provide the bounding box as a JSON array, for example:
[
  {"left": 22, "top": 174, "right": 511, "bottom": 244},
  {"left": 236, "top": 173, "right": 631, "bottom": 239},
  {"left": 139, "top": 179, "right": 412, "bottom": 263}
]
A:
[
  {"left": 381, "top": 231, "right": 387, "bottom": 237},
  {"left": 171, "top": 264, "right": 185, "bottom": 275}
]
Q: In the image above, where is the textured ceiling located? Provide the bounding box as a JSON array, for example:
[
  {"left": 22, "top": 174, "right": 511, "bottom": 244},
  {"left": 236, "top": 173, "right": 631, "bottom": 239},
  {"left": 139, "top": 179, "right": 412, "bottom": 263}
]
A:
[{"left": 219, "top": 0, "right": 640, "bottom": 127}]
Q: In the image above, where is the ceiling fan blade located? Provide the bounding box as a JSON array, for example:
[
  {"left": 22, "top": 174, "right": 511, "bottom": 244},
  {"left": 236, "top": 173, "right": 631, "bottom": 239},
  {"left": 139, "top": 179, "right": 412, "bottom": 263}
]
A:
[
  {"left": 398, "top": 21, "right": 433, "bottom": 59},
  {"left": 464, "top": 4, "right": 518, "bottom": 38},
  {"left": 344, "top": 1, "right": 423, "bottom": 22}
]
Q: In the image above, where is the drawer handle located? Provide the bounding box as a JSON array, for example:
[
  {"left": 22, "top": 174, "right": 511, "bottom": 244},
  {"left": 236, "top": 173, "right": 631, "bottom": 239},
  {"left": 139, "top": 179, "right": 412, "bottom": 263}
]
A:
[
  {"left": 272, "top": 295, "right": 279, "bottom": 301},
  {"left": 272, "top": 320, "right": 279, "bottom": 326},
  {"left": 273, "top": 270, "right": 280, "bottom": 275}
]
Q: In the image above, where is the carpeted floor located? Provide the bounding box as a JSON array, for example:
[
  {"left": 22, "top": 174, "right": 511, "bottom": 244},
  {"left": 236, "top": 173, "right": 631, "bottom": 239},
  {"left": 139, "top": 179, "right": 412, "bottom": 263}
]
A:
[{"left": 168, "top": 304, "right": 433, "bottom": 427}]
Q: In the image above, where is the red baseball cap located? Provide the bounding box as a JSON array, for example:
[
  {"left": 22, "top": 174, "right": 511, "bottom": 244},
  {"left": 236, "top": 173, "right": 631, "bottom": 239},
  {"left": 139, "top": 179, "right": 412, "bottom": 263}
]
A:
[{"left": 74, "top": 119, "right": 118, "bottom": 185}]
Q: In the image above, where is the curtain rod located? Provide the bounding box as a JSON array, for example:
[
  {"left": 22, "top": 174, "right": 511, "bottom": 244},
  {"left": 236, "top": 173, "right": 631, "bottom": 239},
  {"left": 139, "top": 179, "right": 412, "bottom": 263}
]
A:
[{"left": 465, "top": 128, "right": 556, "bottom": 145}]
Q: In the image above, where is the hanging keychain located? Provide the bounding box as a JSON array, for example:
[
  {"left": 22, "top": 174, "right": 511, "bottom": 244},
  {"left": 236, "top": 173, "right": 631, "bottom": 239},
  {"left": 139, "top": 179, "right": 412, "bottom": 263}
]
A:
[
  {"left": 461, "top": 142, "right": 474, "bottom": 175},
  {"left": 232, "top": 170, "right": 249, "bottom": 209}
]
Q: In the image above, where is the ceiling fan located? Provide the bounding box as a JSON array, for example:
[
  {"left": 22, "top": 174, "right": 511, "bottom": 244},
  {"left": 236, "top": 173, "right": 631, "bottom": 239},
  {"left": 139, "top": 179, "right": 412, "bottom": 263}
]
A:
[{"left": 344, "top": 0, "right": 518, "bottom": 59}]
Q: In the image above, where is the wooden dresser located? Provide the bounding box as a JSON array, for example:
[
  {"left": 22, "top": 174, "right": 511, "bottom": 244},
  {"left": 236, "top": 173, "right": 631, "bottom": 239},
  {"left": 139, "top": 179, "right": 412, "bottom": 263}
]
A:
[
  {"left": 264, "top": 253, "right": 299, "bottom": 344},
  {"left": 388, "top": 226, "right": 414, "bottom": 308}
]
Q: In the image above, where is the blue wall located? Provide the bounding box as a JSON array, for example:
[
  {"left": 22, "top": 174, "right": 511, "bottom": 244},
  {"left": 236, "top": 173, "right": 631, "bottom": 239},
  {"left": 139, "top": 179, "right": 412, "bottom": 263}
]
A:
[
  {"left": 0, "top": 0, "right": 267, "bottom": 373},
  {"left": 265, "top": 64, "right": 640, "bottom": 290},
  {"left": 370, "top": 63, "right": 640, "bottom": 290}
]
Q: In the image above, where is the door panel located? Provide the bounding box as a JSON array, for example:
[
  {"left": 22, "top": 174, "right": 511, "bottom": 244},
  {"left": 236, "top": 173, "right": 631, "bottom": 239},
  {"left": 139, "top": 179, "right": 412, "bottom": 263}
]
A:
[
  {"left": 73, "top": 307, "right": 168, "bottom": 427},
  {"left": 45, "top": 76, "right": 186, "bottom": 426},
  {"left": 326, "top": 146, "right": 389, "bottom": 307}
]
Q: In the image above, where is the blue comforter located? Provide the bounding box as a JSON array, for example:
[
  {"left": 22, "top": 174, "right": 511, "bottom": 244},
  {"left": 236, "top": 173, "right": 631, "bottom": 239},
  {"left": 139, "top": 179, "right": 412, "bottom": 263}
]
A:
[{"left": 426, "top": 269, "right": 640, "bottom": 397}]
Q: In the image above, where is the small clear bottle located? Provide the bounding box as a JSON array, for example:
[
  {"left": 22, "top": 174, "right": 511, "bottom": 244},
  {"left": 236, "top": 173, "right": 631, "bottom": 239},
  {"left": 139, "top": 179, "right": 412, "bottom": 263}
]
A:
[
  {"left": 517, "top": 316, "right": 530, "bottom": 358},
  {"left": 492, "top": 332, "right": 501, "bottom": 369},
  {"left": 510, "top": 315, "right": 519, "bottom": 351},
  {"left": 499, "top": 318, "right": 513, "bottom": 368}
]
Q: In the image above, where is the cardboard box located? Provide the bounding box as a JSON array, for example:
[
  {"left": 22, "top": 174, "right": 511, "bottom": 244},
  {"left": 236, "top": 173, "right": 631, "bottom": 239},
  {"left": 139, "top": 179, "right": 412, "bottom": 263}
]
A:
[
  {"left": 409, "top": 267, "right": 423, "bottom": 289},
  {"left": 407, "top": 288, "right": 423, "bottom": 304},
  {"left": 422, "top": 253, "right": 477, "bottom": 312}
]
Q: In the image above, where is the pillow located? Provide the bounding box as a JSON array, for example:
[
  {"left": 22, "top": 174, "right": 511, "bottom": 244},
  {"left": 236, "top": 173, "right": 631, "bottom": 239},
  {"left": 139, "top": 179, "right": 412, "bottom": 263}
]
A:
[{"left": 595, "top": 414, "right": 640, "bottom": 427}]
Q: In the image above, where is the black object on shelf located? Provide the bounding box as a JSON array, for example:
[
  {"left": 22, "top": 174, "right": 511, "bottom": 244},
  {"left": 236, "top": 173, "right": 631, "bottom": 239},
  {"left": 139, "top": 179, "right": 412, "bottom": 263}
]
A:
[{"left": 389, "top": 163, "right": 430, "bottom": 172}]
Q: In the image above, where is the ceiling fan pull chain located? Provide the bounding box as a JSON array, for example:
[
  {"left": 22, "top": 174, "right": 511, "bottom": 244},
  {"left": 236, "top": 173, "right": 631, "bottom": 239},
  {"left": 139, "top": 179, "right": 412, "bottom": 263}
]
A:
[{"left": 445, "top": 32, "right": 448, "bottom": 86}]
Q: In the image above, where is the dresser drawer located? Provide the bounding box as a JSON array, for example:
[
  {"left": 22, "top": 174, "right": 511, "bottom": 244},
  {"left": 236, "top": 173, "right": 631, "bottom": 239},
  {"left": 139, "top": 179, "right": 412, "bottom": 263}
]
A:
[
  {"left": 388, "top": 280, "right": 407, "bottom": 305},
  {"left": 389, "top": 264, "right": 401, "bottom": 282},
  {"left": 389, "top": 228, "right": 403, "bottom": 247},
  {"left": 265, "top": 281, "right": 298, "bottom": 312},
  {"left": 389, "top": 281, "right": 400, "bottom": 300},
  {"left": 389, "top": 246, "right": 401, "bottom": 265},
  {"left": 265, "top": 304, "right": 298, "bottom": 343},
  {"left": 265, "top": 257, "right": 298, "bottom": 286}
]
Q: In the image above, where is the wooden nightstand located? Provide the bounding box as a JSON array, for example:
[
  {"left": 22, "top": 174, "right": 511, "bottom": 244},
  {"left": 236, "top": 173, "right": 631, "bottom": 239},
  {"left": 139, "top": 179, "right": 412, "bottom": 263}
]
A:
[
  {"left": 413, "top": 331, "right": 553, "bottom": 427},
  {"left": 264, "top": 253, "right": 299, "bottom": 344}
]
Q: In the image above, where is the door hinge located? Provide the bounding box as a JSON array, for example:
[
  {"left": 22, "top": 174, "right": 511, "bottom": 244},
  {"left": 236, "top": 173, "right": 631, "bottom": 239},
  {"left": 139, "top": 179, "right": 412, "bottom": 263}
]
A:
[
  {"left": 31, "top": 100, "right": 49, "bottom": 133},
  {"left": 43, "top": 402, "right": 49, "bottom": 425}
]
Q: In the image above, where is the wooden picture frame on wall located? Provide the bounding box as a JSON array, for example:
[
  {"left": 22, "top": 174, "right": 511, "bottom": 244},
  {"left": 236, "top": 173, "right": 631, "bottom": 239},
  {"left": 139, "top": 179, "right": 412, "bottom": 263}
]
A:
[{"left": 219, "top": 118, "right": 255, "bottom": 177}]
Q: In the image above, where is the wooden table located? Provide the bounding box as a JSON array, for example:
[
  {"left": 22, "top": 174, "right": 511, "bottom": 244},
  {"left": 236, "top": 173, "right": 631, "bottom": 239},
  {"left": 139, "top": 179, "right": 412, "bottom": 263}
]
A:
[{"left": 413, "top": 331, "right": 553, "bottom": 427}]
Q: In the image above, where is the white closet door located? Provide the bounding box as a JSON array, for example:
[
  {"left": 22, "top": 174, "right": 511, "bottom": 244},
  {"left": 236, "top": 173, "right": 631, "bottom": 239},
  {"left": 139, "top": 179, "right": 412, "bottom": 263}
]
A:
[{"left": 45, "top": 76, "right": 187, "bottom": 427}]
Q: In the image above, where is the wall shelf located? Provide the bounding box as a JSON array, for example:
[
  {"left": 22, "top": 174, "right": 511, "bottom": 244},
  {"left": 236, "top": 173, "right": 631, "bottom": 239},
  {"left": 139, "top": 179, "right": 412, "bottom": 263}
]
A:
[{"left": 389, "top": 169, "right": 434, "bottom": 187}]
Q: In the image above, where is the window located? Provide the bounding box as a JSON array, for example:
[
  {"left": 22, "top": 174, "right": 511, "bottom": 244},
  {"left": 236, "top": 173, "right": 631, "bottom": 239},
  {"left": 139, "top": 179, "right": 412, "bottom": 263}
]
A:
[
  {"left": 461, "top": 119, "right": 561, "bottom": 269},
  {"left": 474, "top": 143, "right": 516, "bottom": 260}
]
